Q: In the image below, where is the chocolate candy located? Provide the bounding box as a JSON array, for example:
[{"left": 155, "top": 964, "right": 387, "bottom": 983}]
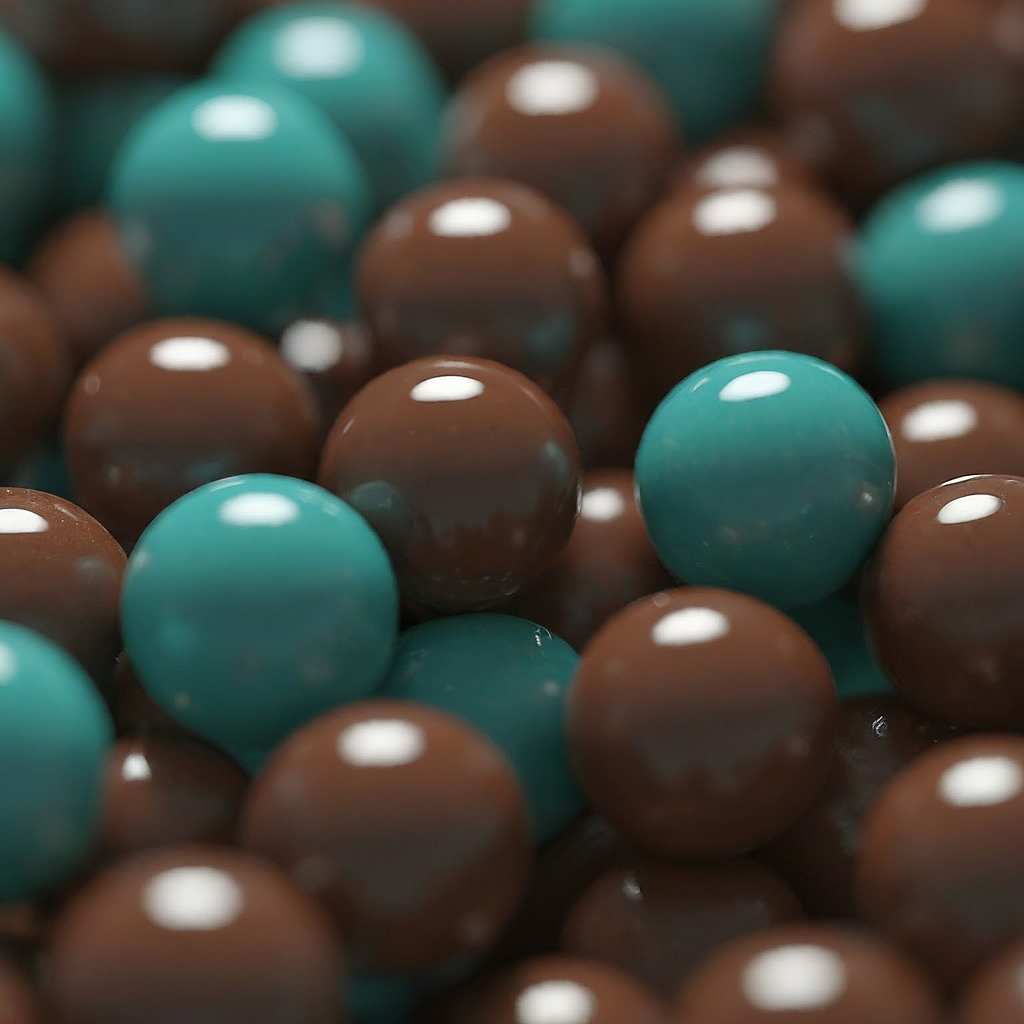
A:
[
  {"left": 443, "top": 45, "right": 677, "bottom": 254},
  {"left": 635, "top": 352, "right": 894, "bottom": 608},
  {"left": 319, "top": 356, "right": 581, "bottom": 612},
  {"left": 770, "top": 0, "right": 1022, "bottom": 205},
  {"left": 0, "top": 622, "right": 112, "bottom": 904},
  {"left": 47, "top": 844, "right": 343, "bottom": 1024},
  {"left": 510, "top": 470, "right": 672, "bottom": 651},
  {"left": 241, "top": 700, "right": 532, "bottom": 973},
  {"left": 858, "top": 734, "right": 1024, "bottom": 987},
  {"left": 864, "top": 474, "right": 1024, "bottom": 728},
  {"left": 63, "top": 318, "right": 320, "bottom": 548},
  {"left": 675, "top": 924, "right": 943, "bottom": 1024},
  {"left": 0, "top": 488, "right": 125, "bottom": 684},
  {"left": 0, "top": 956, "right": 43, "bottom": 1024},
  {"left": 100, "top": 735, "right": 247, "bottom": 861},
  {"left": 568, "top": 588, "right": 836, "bottom": 859},
  {"left": 958, "top": 937, "right": 1024, "bottom": 1023},
  {"left": 619, "top": 184, "right": 864, "bottom": 395},
  {"left": 356, "top": 180, "right": 607, "bottom": 389},
  {"left": 110, "top": 655, "right": 195, "bottom": 738},
  {"left": 562, "top": 857, "right": 803, "bottom": 999},
  {"left": 880, "top": 380, "right": 1024, "bottom": 510}
]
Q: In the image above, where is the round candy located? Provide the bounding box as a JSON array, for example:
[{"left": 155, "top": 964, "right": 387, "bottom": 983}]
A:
[
  {"left": 380, "top": 613, "right": 581, "bottom": 842},
  {"left": 63, "top": 318, "right": 320, "bottom": 548},
  {"left": 0, "top": 488, "right": 125, "bottom": 684},
  {"left": 0, "top": 956, "right": 44, "bottom": 1024},
  {"left": 880, "top": 380, "right": 1024, "bottom": 510},
  {"left": 858, "top": 162, "right": 1024, "bottom": 390},
  {"left": 241, "top": 700, "right": 532, "bottom": 973},
  {"left": 959, "top": 937, "right": 1024, "bottom": 1024},
  {"left": 27, "top": 210, "right": 148, "bottom": 368},
  {"left": 770, "top": 0, "right": 1022, "bottom": 205},
  {"left": 110, "top": 655, "right": 195, "bottom": 738},
  {"left": 864, "top": 474, "right": 1024, "bottom": 729},
  {"left": 214, "top": 2, "right": 445, "bottom": 210},
  {"left": 100, "top": 735, "right": 248, "bottom": 861},
  {"left": 355, "top": 180, "right": 607, "bottom": 389},
  {"left": 568, "top": 587, "right": 836, "bottom": 858},
  {"left": 121, "top": 474, "right": 398, "bottom": 753},
  {"left": 530, "top": 0, "right": 779, "bottom": 142},
  {"left": 0, "top": 622, "right": 112, "bottom": 903},
  {"left": 858, "top": 734, "right": 1024, "bottom": 987},
  {"left": 635, "top": 351, "right": 894, "bottom": 608},
  {"left": 510, "top": 470, "right": 672, "bottom": 651},
  {"left": 442, "top": 44, "right": 677, "bottom": 254},
  {"left": 675, "top": 924, "right": 943, "bottom": 1024},
  {"left": 109, "top": 80, "right": 371, "bottom": 333},
  {"left": 47, "top": 845, "right": 342, "bottom": 1024},
  {"left": 562, "top": 857, "right": 803, "bottom": 999},
  {"left": 319, "top": 356, "right": 581, "bottom": 612},
  {"left": 618, "top": 184, "right": 864, "bottom": 396}
]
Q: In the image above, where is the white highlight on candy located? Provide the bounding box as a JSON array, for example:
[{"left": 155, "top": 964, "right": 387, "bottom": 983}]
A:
[
  {"left": 719, "top": 370, "right": 792, "bottom": 403},
  {"left": 410, "top": 375, "right": 486, "bottom": 402},
  {"left": 741, "top": 944, "right": 847, "bottom": 1011},
  {"left": 515, "top": 979, "right": 598, "bottom": 1024},
  {"left": 940, "top": 755, "right": 1024, "bottom": 807},
  {"left": 506, "top": 61, "right": 599, "bottom": 117},
  {"left": 693, "top": 188, "right": 777, "bottom": 237},
  {"left": 429, "top": 197, "right": 512, "bottom": 238},
  {"left": 936, "top": 493, "right": 1003, "bottom": 525},
  {"left": 652, "top": 608, "right": 730, "bottom": 647},
  {"left": 0, "top": 509, "right": 48, "bottom": 534},
  {"left": 150, "top": 337, "right": 231, "bottom": 372},
  {"left": 192, "top": 95, "right": 278, "bottom": 141},
  {"left": 337, "top": 719, "right": 426, "bottom": 767},
  {"left": 144, "top": 867, "right": 245, "bottom": 931}
]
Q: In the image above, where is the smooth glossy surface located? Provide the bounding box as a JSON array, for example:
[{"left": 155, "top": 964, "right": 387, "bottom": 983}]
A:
[
  {"left": 0, "top": 956, "right": 44, "bottom": 1024},
  {"left": 241, "top": 700, "right": 532, "bottom": 973},
  {"left": 859, "top": 162, "right": 1024, "bottom": 389},
  {"left": 109, "top": 80, "right": 371, "bottom": 333},
  {"left": 958, "top": 938, "right": 1024, "bottom": 1023},
  {"left": 63, "top": 318, "right": 320, "bottom": 547},
  {"left": 47, "top": 845, "right": 343, "bottom": 1024},
  {"left": 562, "top": 857, "right": 803, "bottom": 999},
  {"left": 858, "top": 734, "right": 1024, "bottom": 987},
  {"left": 635, "top": 352, "right": 894, "bottom": 607},
  {"left": 443, "top": 44, "right": 677, "bottom": 254},
  {"left": 0, "top": 622, "right": 112, "bottom": 903},
  {"left": 864, "top": 474, "right": 1024, "bottom": 728},
  {"left": 569, "top": 587, "right": 837, "bottom": 858},
  {"left": 319, "top": 356, "right": 580, "bottom": 612},
  {"left": 356, "top": 180, "right": 607, "bottom": 389},
  {"left": 121, "top": 475, "right": 398, "bottom": 752},
  {"left": 110, "top": 655, "right": 196, "bottom": 738}
]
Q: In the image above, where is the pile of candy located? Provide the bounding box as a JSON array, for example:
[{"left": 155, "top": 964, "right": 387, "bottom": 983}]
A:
[{"left": 4, "top": 0, "right": 1024, "bottom": 1021}]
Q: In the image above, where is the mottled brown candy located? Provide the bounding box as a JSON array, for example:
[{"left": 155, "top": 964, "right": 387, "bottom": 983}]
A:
[
  {"left": 319, "top": 356, "right": 580, "bottom": 613},
  {"left": 46, "top": 844, "right": 343, "bottom": 1024},
  {"left": 958, "top": 937, "right": 1024, "bottom": 1023},
  {"left": 0, "top": 956, "right": 43, "bottom": 1024},
  {"left": 0, "top": 488, "right": 125, "bottom": 684},
  {"left": 443, "top": 45, "right": 678, "bottom": 254},
  {"left": 879, "top": 380, "right": 1024, "bottom": 511},
  {"left": 63, "top": 318, "right": 319, "bottom": 548},
  {"left": 618, "top": 183, "right": 863, "bottom": 398},
  {"left": 356, "top": 179, "right": 607, "bottom": 389},
  {"left": 241, "top": 700, "right": 532, "bottom": 973},
  {"left": 864, "top": 474, "right": 1024, "bottom": 729},
  {"left": 569, "top": 588, "right": 837, "bottom": 859},
  {"left": 675, "top": 924, "right": 943, "bottom": 1024},
  {"left": 27, "top": 209, "right": 148, "bottom": 368}
]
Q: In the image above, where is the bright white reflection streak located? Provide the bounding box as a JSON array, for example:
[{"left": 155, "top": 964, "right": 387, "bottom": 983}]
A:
[
  {"left": 143, "top": 867, "right": 245, "bottom": 931},
  {"left": 741, "top": 945, "right": 847, "bottom": 1011},
  {"left": 274, "top": 18, "right": 365, "bottom": 78},
  {"left": 505, "top": 61, "right": 599, "bottom": 116},
  {"left": 580, "top": 487, "right": 627, "bottom": 523},
  {"left": 917, "top": 179, "right": 1005, "bottom": 233},
  {"left": 150, "top": 337, "right": 231, "bottom": 372},
  {"left": 0, "top": 509, "right": 48, "bottom": 534},
  {"left": 191, "top": 95, "right": 279, "bottom": 141},
  {"left": 410, "top": 375, "right": 486, "bottom": 402},
  {"left": 901, "top": 400, "right": 978, "bottom": 442},
  {"left": 514, "top": 979, "right": 597, "bottom": 1024},
  {"left": 833, "top": 0, "right": 926, "bottom": 32},
  {"left": 940, "top": 755, "right": 1024, "bottom": 807},
  {"left": 719, "top": 370, "right": 791, "bottom": 403},
  {"left": 936, "top": 493, "right": 1003, "bottom": 525},
  {"left": 219, "top": 493, "right": 301, "bottom": 527},
  {"left": 692, "top": 188, "right": 777, "bottom": 237},
  {"left": 652, "top": 608, "right": 730, "bottom": 646},
  {"left": 337, "top": 719, "right": 426, "bottom": 767},
  {"left": 429, "top": 197, "right": 512, "bottom": 238}
]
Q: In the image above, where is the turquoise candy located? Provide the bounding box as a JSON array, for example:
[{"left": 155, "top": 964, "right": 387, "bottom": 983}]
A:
[
  {"left": 380, "top": 613, "right": 582, "bottom": 843},
  {"left": 213, "top": 2, "right": 445, "bottom": 210},
  {"left": 108, "top": 81, "right": 371, "bottom": 333},
  {"left": 635, "top": 351, "right": 895, "bottom": 609},
  {"left": 121, "top": 474, "right": 399, "bottom": 753},
  {"left": 0, "top": 622, "right": 112, "bottom": 903},
  {"left": 348, "top": 974, "right": 417, "bottom": 1024},
  {"left": 859, "top": 161, "right": 1024, "bottom": 390},
  {"left": 530, "top": 0, "right": 779, "bottom": 142}
]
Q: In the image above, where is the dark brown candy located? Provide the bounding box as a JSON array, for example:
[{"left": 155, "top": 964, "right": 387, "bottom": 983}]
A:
[
  {"left": 109, "top": 655, "right": 194, "bottom": 737},
  {"left": 958, "top": 936, "right": 1024, "bottom": 1023},
  {"left": 0, "top": 956, "right": 44, "bottom": 1024}
]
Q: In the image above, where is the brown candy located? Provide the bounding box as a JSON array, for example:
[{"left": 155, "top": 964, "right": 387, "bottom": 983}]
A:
[
  {"left": 109, "top": 655, "right": 194, "bottom": 737},
  {"left": 443, "top": 45, "right": 678, "bottom": 254},
  {"left": 562, "top": 858, "right": 803, "bottom": 1000},
  {"left": 356, "top": 179, "right": 607, "bottom": 389},
  {"left": 240, "top": 700, "right": 532, "bottom": 973},
  {"left": 568, "top": 588, "right": 837, "bottom": 859},
  {"left": 958, "top": 937, "right": 1024, "bottom": 1023},
  {"left": 864, "top": 474, "right": 1024, "bottom": 729},
  {"left": 675, "top": 924, "right": 943, "bottom": 1024},
  {"left": 63, "top": 318, "right": 320, "bottom": 548},
  {"left": 46, "top": 844, "right": 343, "bottom": 1024},
  {"left": 319, "top": 355, "right": 580, "bottom": 613},
  {"left": 0, "top": 957, "right": 43, "bottom": 1024}
]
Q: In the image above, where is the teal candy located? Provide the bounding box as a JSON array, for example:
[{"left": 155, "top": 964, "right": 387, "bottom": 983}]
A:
[
  {"left": 635, "top": 351, "right": 895, "bottom": 609},
  {"left": 530, "top": 0, "right": 778, "bottom": 142},
  {"left": 0, "top": 622, "right": 112, "bottom": 904},
  {"left": 348, "top": 974, "right": 417, "bottom": 1024},
  {"left": 380, "top": 613, "right": 582, "bottom": 843},
  {"left": 858, "top": 162, "right": 1024, "bottom": 390},
  {"left": 108, "top": 81, "right": 371, "bottom": 333},
  {"left": 121, "top": 474, "right": 399, "bottom": 753},
  {"left": 213, "top": 2, "right": 445, "bottom": 210}
]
